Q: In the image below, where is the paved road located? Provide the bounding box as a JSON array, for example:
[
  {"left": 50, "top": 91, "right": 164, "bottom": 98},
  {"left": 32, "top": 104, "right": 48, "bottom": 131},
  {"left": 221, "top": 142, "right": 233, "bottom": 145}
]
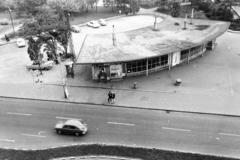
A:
[{"left": 0, "top": 98, "right": 240, "bottom": 158}]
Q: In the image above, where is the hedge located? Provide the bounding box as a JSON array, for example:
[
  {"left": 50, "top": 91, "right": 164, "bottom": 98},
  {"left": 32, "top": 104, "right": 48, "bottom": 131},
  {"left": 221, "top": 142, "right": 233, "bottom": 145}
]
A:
[{"left": 0, "top": 144, "right": 238, "bottom": 160}]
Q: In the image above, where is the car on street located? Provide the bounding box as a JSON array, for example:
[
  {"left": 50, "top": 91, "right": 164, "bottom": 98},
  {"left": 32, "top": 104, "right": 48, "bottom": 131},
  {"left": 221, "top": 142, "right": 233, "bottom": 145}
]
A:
[
  {"left": 70, "top": 25, "right": 81, "bottom": 33},
  {"left": 98, "top": 19, "right": 107, "bottom": 26},
  {"left": 54, "top": 119, "right": 88, "bottom": 136},
  {"left": 87, "top": 20, "right": 100, "bottom": 28},
  {"left": 16, "top": 38, "right": 26, "bottom": 47}
]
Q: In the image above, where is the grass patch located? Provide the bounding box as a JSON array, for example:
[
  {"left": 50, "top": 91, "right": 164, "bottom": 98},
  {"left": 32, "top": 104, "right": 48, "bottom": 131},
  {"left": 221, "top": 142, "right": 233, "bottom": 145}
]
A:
[{"left": 0, "top": 144, "right": 238, "bottom": 160}]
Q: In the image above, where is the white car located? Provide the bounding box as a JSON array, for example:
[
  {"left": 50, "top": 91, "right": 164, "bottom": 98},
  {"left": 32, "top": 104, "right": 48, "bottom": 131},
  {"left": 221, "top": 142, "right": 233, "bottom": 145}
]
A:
[
  {"left": 70, "top": 25, "right": 81, "bottom": 33},
  {"left": 26, "top": 60, "right": 54, "bottom": 71},
  {"left": 16, "top": 38, "right": 26, "bottom": 47},
  {"left": 87, "top": 21, "right": 100, "bottom": 28},
  {"left": 98, "top": 19, "right": 107, "bottom": 26},
  {"left": 55, "top": 119, "right": 88, "bottom": 136}
]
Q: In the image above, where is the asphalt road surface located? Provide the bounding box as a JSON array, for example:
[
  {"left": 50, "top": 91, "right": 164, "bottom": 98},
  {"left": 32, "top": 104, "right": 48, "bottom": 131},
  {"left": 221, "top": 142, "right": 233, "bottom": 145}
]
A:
[{"left": 0, "top": 97, "right": 240, "bottom": 158}]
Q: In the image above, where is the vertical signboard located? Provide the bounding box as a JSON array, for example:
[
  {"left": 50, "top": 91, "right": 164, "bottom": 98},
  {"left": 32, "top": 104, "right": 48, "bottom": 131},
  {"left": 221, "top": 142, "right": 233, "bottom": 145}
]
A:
[{"left": 172, "top": 52, "right": 181, "bottom": 66}]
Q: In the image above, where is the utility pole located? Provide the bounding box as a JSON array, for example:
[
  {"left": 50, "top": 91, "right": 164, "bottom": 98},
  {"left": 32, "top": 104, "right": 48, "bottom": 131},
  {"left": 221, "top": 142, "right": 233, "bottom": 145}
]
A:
[{"left": 8, "top": 7, "right": 15, "bottom": 37}]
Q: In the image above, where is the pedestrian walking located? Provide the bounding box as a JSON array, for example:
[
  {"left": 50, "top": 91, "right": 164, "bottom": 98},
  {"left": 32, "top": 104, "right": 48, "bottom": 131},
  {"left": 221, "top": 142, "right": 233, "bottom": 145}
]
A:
[
  {"left": 108, "top": 91, "right": 112, "bottom": 103},
  {"left": 111, "top": 92, "right": 115, "bottom": 104}
]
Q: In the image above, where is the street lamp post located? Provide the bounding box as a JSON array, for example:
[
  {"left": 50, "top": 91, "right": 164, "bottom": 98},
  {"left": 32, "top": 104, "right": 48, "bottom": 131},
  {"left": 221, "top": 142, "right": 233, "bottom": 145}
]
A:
[
  {"left": 112, "top": 25, "right": 116, "bottom": 46},
  {"left": 153, "top": 15, "right": 158, "bottom": 31},
  {"left": 190, "top": 8, "right": 194, "bottom": 24},
  {"left": 183, "top": 14, "right": 188, "bottom": 30},
  {"left": 8, "top": 7, "right": 15, "bottom": 37}
]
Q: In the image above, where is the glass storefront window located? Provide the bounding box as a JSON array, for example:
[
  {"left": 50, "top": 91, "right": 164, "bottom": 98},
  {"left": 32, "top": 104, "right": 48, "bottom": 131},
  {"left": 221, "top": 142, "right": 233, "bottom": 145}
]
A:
[
  {"left": 126, "top": 55, "right": 169, "bottom": 73},
  {"left": 181, "top": 49, "right": 189, "bottom": 60}
]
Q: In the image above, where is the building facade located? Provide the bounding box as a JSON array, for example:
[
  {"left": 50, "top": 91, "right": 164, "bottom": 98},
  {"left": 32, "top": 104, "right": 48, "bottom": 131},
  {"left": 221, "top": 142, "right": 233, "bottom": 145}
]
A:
[
  {"left": 91, "top": 39, "right": 216, "bottom": 81},
  {"left": 75, "top": 14, "right": 229, "bottom": 81}
]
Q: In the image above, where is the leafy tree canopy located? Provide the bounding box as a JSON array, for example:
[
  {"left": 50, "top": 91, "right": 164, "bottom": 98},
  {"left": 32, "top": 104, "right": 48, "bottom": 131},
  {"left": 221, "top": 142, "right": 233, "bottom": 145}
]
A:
[
  {"left": 15, "top": 0, "right": 46, "bottom": 16},
  {"left": 47, "top": 0, "right": 87, "bottom": 13}
]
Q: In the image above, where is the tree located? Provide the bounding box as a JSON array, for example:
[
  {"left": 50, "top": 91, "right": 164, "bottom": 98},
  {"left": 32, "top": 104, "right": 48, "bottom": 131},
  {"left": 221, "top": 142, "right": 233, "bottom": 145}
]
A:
[
  {"left": 15, "top": 0, "right": 46, "bottom": 17},
  {"left": 156, "top": 0, "right": 169, "bottom": 11},
  {"left": 23, "top": 6, "right": 70, "bottom": 60},
  {"left": 86, "top": 0, "right": 99, "bottom": 11},
  {"left": 171, "top": 2, "right": 180, "bottom": 17},
  {"left": 22, "top": 7, "right": 65, "bottom": 36},
  {"left": 130, "top": 0, "right": 140, "bottom": 14},
  {"left": 47, "top": 0, "right": 87, "bottom": 14},
  {"left": 115, "top": 0, "right": 140, "bottom": 14}
]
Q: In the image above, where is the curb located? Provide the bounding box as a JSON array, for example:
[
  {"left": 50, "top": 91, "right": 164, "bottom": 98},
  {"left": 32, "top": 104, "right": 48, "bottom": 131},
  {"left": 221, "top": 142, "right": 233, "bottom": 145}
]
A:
[
  {"left": 228, "top": 29, "right": 240, "bottom": 33},
  {"left": 1, "top": 94, "right": 240, "bottom": 118},
  {"left": 51, "top": 155, "right": 140, "bottom": 160}
]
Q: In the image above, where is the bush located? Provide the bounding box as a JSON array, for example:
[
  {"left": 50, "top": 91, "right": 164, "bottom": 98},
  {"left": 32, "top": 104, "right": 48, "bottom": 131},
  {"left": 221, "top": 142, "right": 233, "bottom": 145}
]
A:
[
  {"left": 171, "top": 2, "right": 181, "bottom": 17},
  {"left": 194, "top": 11, "right": 208, "bottom": 19},
  {"left": 0, "top": 144, "right": 238, "bottom": 160},
  {"left": 140, "top": 0, "right": 157, "bottom": 9}
]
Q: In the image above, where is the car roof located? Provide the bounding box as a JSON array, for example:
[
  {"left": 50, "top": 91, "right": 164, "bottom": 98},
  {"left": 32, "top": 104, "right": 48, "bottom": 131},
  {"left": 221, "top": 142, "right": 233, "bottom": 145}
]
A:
[
  {"left": 17, "top": 38, "right": 24, "bottom": 41},
  {"left": 64, "top": 119, "right": 84, "bottom": 128}
]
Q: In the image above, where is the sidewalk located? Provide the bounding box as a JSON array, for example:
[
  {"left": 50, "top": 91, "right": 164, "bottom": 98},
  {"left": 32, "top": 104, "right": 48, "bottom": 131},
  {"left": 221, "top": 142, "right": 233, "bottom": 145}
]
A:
[{"left": 0, "top": 80, "right": 240, "bottom": 117}]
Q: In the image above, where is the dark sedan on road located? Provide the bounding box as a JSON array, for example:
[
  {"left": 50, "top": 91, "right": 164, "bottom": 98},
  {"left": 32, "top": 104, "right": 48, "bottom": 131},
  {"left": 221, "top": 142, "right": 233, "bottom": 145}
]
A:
[{"left": 55, "top": 119, "right": 88, "bottom": 136}]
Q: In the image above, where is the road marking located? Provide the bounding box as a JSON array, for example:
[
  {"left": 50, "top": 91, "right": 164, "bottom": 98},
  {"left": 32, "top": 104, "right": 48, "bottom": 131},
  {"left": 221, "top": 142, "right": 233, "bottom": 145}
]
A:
[
  {"left": 21, "top": 133, "right": 46, "bottom": 138},
  {"left": 56, "top": 116, "right": 81, "bottom": 121},
  {"left": 38, "top": 131, "right": 46, "bottom": 136},
  {"left": 0, "top": 139, "right": 15, "bottom": 142},
  {"left": 7, "top": 112, "right": 32, "bottom": 116},
  {"left": 107, "top": 121, "right": 135, "bottom": 126},
  {"left": 162, "top": 127, "right": 191, "bottom": 132},
  {"left": 218, "top": 132, "right": 240, "bottom": 137}
]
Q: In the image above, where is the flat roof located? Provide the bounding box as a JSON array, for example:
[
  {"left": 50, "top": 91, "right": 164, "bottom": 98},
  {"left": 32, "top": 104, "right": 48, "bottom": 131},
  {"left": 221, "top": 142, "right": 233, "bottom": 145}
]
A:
[{"left": 74, "top": 14, "right": 230, "bottom": 64}]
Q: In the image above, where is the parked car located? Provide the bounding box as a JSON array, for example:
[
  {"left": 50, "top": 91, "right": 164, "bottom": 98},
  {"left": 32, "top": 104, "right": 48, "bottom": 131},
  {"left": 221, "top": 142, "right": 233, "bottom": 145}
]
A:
[
  {"left": 26, "top": 60, "right": 54, "bottom": 70},
  {"left": 98, "top": 19, "right": 107, "bottom": 26},
  {"left": 87, "top": 20, "right": 100, "bottom": 28},
  {"left": 16, "top": 38, "right": 26, "bottom": 47},
  {"left": 55, "top": 119, "right": 88, "bottom": 136},
  {"left": 71, "top": 25, "right": 81, "bottom": 33}
]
